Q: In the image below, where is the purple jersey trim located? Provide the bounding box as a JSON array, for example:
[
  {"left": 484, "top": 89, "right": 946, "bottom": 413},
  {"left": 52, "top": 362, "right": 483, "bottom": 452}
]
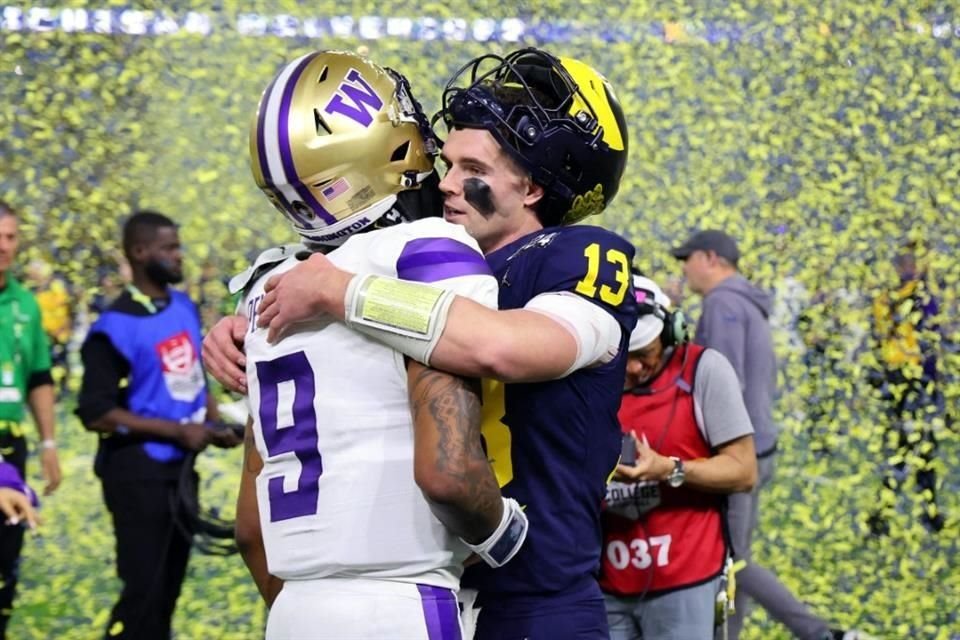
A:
[
  {"left": 417, "top": 584, "right": 461, "bottom": 640},
  {"left": 396, "top": 237, "right": 492, "bottom": 283}
]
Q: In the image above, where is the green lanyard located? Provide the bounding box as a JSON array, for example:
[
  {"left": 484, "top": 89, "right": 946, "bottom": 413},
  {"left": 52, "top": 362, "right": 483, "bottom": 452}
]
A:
[{"left": 126, "top": 284, "right": 159, "bottom": 314}]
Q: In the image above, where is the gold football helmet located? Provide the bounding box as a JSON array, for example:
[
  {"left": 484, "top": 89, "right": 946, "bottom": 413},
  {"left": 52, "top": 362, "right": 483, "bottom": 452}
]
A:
[{"left": 250, "top": 50, "right": 440, "bottom": 245}]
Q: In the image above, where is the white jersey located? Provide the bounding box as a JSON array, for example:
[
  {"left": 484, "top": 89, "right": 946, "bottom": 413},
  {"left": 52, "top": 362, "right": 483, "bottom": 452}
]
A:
[{"left": 237, "top": 218, "right": 497, "bottom": 590}]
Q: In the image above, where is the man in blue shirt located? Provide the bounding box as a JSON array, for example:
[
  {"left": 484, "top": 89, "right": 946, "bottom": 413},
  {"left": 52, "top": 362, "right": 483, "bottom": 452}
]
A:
[{"left": 76, "top": 211, "right": 240, "bottom": 640}]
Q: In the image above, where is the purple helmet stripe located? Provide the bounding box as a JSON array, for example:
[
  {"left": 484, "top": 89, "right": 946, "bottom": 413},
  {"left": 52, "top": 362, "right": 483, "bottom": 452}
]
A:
[
  {"left": 397, "top": 237, "right": 492, "bottom": 283},
  {"left": 255, "top": 73, "right": 302, "bottom": 223},
  {"left": 416, "top": 584, "right": 461, "bottom": 640},
  {"left": 277, "top": 53, "right": 338, "bottom": 226}
]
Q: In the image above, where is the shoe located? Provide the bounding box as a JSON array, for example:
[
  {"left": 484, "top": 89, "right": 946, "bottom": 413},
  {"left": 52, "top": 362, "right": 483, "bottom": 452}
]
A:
[{"left": 831, "top": 629, "right": 878, "bottom": 640}]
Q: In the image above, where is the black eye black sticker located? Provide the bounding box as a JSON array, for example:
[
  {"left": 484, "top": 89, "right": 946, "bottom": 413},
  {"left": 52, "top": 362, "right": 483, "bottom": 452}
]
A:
[{"left": 463, "top": 177, "right": 496, "bottom": 218}]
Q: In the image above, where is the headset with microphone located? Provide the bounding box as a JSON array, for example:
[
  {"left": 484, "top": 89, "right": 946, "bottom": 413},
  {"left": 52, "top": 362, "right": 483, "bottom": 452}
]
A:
[
  {"left": 630, "top": 275, "right": 690, "bottom": 351},
  {"left": 628, "top": 275, "right": 690, "bottom": 395}
]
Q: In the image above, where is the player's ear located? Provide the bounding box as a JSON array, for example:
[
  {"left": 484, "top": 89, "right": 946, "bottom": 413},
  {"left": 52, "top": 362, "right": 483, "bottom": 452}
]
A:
[
  {"left": 523, "top": 179, "right": 544, "bottom": 209},
  {"left": 129, "top": 242, "right": 149, "bottom": 263}
]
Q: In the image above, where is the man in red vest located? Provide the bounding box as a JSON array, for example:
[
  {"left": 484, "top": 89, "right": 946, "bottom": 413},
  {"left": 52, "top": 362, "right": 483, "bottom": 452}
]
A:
[{"left": 600, "top": 275, "right": 757, "bottom": 640}]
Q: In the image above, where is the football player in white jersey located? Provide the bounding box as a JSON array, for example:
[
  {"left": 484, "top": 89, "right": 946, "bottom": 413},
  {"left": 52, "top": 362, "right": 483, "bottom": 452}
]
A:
[{"left": 231, "top": 51, "right": 528, "bottom": 640}]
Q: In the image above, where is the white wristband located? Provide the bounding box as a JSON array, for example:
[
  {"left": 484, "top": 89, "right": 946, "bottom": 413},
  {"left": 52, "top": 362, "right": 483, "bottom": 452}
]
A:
[
  {"left": 41, "top": 439, "right": 57, "bottom": 450},
  {"left": 344, "top": 273, "right": 456, "bottom": 365},
  {"left": 463, "top": 497, "right": 528, "bottom": 568}
]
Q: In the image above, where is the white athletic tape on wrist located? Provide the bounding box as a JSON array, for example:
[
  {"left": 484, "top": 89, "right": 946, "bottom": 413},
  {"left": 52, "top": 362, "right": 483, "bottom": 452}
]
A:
[
  {"left": 344, "top": 274, "right": 456, "bottom": 365},
  {"left": 464, "top": 497, "right": 528, "bottom": 568}
]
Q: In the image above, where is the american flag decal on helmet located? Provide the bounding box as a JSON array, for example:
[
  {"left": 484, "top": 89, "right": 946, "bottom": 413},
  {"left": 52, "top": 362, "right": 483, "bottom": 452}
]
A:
[{"left": 321, "top": 177, "right": 351, "bottom": 201}]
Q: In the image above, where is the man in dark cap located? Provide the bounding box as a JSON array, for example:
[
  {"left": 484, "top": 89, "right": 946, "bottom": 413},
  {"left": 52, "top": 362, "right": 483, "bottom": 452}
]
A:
[
  {"left": 670, "top": 229, "right": 741, "bottom": 268},
  {"left": 672, "top": 230, "right": 864, "bottom": 640}
]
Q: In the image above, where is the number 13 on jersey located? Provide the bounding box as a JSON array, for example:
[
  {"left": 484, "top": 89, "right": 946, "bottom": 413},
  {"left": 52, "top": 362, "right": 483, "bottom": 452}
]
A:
[{"left": 575, "top": 242, "right": 630, "bottom": 305}]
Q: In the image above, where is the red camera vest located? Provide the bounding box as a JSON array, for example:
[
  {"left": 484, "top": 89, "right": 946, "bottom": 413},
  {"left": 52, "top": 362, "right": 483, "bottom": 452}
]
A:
[{"left": 599, "top": 343, "right": 728, "bottom": 597}]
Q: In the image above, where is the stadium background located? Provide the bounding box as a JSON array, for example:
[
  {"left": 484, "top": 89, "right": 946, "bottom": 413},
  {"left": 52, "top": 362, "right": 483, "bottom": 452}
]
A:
[{"left": 1, "top": 1, "right": 958, "bottom": 638}]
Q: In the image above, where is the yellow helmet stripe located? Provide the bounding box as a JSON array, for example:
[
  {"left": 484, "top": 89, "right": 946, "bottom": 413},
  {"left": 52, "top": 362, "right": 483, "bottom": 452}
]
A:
[{"left": 560, "top": 57, "right": 625, "bottom": 152}]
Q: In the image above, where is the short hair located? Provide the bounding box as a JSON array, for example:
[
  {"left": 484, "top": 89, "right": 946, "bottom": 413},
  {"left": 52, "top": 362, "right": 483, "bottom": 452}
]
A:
[
  {"left": 0, "top": 201, "right": 16, "bottom": 219},
  {"left": 122, "top": 210, "right": 176, "bottom": 260}
]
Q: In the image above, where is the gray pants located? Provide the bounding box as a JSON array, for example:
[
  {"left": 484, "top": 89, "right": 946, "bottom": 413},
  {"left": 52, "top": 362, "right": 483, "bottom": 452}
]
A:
[
  {"left": 725, "top": 454, "right": 830, "bottom": 640},
  {"left": 606, "top": 577, "right": 722, "bottom": 640}
]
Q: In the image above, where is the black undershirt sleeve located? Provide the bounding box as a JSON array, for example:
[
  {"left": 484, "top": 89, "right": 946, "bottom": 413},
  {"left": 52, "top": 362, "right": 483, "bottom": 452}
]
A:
[
  {"left": 75, "top": 333, "right": 130, "bottom": 426},
  {"left": 26, "top": 370, "right": 54, "bottom": 391}
]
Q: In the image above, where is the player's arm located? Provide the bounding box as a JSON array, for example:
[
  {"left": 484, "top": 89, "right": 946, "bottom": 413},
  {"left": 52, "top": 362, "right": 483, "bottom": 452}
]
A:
[
  {"left": 256, "top": 252, "right": 621, "bottom": 383},
  {"left": 203, "top": 315, "right": 249, "bottom": 394},
  {"left": 430, "top": 293, "right": 618, "bottom": 382},
  {"left": 235, "top": 417, "right": 283, "bottom": 606},
  {"left": 408, "top": 359, "right": 527, "bottom": 567}
]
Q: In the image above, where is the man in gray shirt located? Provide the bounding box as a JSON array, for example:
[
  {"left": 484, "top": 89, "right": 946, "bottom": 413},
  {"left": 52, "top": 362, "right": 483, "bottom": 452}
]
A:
[
  {"left": 672, "top": 230, "right": 867, "bottom": 640},
  {"left": 600, "top": 275, "right": 756, "bottom": 640}
]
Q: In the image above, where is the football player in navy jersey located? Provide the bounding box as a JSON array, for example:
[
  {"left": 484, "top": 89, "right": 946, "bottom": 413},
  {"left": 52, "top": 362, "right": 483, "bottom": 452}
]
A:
[{"left": 205, "top": 48, "right": 637, "bottom": 639}]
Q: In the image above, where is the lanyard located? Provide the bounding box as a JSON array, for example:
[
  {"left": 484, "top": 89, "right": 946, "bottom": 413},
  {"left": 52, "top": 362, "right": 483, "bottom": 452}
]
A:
[{"left": 126, "top": 284, "right": 159, "bottom": 314}]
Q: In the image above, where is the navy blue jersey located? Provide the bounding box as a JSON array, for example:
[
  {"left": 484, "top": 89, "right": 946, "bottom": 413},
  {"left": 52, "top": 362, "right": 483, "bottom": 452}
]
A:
[{"left": 464, "top": 225, "right": 639, "bottom": 604}]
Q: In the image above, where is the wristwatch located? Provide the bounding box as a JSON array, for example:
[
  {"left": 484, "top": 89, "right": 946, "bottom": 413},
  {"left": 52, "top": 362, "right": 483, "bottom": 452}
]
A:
[{"left": 666, "top": 457, "right": 685, "bottom": 488}]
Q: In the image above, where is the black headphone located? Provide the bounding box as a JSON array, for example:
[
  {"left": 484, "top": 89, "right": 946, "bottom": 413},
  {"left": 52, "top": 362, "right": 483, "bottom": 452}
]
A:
[{"left": 635, "top": 287, "right": 689, "bottom": 347}]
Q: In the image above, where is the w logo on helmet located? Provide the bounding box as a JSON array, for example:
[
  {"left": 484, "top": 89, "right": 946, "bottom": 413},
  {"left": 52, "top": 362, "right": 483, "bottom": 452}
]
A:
[{"left": 324, "top": 69, "right": 384, "bottom": 127}]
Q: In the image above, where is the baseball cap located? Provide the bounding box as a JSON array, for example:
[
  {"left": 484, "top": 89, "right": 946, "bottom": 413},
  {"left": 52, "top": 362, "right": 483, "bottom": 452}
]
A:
[{"left": 670, "top": 230, "right": 740, "bottom": 265}]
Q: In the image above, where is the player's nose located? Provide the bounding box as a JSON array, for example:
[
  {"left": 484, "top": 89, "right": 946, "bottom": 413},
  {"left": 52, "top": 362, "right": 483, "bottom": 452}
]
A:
[{"left": 438, "top": 167, "right": 461, "bottom": 197}]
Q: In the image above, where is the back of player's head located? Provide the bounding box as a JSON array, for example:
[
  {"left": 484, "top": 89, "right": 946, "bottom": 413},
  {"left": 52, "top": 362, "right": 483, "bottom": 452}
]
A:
[
  {"left": 438, "top": 47, "right": 629, "bottom": 227},
  {"left": 249, "top": 50, "right": 443, "bottom": 248},
  {"left": 122, "top": 210, "right": 176, "bottom": 261}
]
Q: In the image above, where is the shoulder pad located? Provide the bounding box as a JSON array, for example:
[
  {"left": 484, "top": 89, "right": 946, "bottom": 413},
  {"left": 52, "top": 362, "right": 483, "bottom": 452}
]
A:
[{"left": 228, "top": 244, "right": 306, "bottom": 295}]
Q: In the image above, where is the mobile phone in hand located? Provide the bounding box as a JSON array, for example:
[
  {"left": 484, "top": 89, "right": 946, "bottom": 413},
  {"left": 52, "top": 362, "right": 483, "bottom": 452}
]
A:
[{"left": 620, "top": 434, "right": 637, "bottom": 465}]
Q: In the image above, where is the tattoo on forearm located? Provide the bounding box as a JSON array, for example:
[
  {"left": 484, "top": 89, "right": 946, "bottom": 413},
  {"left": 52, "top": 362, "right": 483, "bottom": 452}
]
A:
[{"left": 410, "top": 367, "right": 502, "bottom": 542}]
